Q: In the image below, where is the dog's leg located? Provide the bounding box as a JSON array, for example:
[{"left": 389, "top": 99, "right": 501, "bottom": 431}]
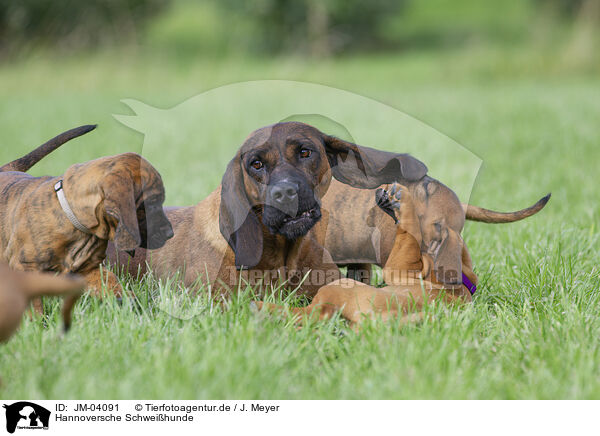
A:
[
  {"left": 256, "top": 279, "right": 430, "bottom": 327},
  {"left": 255, "top": 281, "right": 355, "bottom": 324},
  {"left": 313, "top": 279, "right": 466, "bottom": 325},
  {"left": 8, "top": 266, "right": 47, "bottom": 318},
  {"left": 376, "top": 184, "right": 426, "bottom": 285},
  {"left": 28, "top": 268, "right": 121, "bottom": 319},
  {"left": 31, "top": 298, "right": 44, "bottom": 316},
  {"left": 15, "top": 270, "right": 85, "bottom": 332},
  {"left": 81, "top": 268, "right": 123, "bottom": 298},
  {"left": 255, "top": 293, "right": 342, "bottom": 324},
  {"left": 29, "top": 269, "right": 121, "bottom": 316},
  {"left": 255, "top": 279, "right": 443, "bottom": 328}
]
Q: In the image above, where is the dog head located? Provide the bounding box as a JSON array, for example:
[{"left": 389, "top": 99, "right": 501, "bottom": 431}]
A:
[
  {"left": 65, "top": 153, "right": 174, "bottom": 253},
  {"left": 99, "top": 153, "right": 174, "bottom": 253},
  {"left": 219, "top": 122, "right": 428, "bottom": 269},
  {"left": 411, "top": 177, "right": 466, "bottom": 286}
]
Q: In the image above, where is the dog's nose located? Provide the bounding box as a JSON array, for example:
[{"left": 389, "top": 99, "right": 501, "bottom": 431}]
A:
[
  {"left": 269, "top": 182, "right": 298, "bottom": 206},
  {"left": 162, "top": 225, "right": 174, "bottom": 239}
]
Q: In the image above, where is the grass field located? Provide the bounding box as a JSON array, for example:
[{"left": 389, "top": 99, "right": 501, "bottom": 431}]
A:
[{"left": 0, "top": 50, "right": 599, "bottom": 399}]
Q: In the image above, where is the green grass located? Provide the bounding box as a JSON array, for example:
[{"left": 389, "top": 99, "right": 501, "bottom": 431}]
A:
[{"left": 0, "top": 50, "right": 599, "bottom": 399}]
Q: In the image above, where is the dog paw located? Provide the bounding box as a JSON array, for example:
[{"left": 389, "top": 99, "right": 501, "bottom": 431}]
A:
[
  {"left": 375, "top": 183, "right": 402, "bottom": 223},
  {"left": 249, "top": 301, "right": 263, "bottom": 313}
]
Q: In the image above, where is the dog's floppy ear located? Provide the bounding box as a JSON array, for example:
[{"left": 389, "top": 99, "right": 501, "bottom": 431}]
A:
[
  {"left": 323, "top": 135, "right": 428, "bottom": 188},
  {"left": 103, "top": 180, "right": 142, "bottom": 252},
  {"left": 432, "top": 228, "right": 463, "bottom": 286},
  {"left": 219, "top": 154, "right": 263, "bottom": 270}
]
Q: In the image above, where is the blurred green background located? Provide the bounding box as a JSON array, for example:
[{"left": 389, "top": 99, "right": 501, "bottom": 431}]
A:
[
  {"left": 0, "top": 0, "right": 598, "bottom": 223},
  {"left": 1, "top": 0, "right": 600, "bottom": 400},
  {"left": 1, "top": 0, "right": 599, "bottom": 69},
  {"left": 1, "top": 0, "right": 598, "bottom": 214}
]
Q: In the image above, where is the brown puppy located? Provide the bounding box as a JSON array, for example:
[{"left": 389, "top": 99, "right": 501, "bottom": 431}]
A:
[
  {"left": 319, "top": 178, "right": 550, "bottom": 286},
  {"left": 0, "top": 262, "right": 85, "bottom": 342},
  {"left": 108, "top": 122, "right": 429, "bottom": 297},
  {"left": 0, "top": 125, "right": 174, "bottom": 300},
  {"left": 258, "top": 183, "right": 477, "bottom": 326}
]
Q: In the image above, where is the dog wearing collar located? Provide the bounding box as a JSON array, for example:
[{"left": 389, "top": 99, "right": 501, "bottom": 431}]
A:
[{"left": 0, "top": 125, "right": 173, "bottom": 305}]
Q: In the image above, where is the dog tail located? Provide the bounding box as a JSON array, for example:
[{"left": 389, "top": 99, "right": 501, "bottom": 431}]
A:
[
  {"left": 0, "top": 124, "right": 97, "bottom": 172},
  {"left": 463, "top": 193, "right": 551, "bottom": 223}
]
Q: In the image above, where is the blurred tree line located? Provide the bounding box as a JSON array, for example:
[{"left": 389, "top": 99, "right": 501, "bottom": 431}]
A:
[
  {"left": 0, "top": 0, "right": 168, "bottom": 55},
  {"left": 0, "top": 0, "right": 598, "bottom": 59},
  {"left": 216, "top": 0, "right": 406, "bottom": 56}
]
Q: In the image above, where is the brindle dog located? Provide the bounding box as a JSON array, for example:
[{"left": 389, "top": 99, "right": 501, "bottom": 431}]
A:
[
  {"left": 0, "top": 125, "right": 173, "bottom": 305},
  {"left": 108, "top": 121, "right": 429, "bottom": 297}
]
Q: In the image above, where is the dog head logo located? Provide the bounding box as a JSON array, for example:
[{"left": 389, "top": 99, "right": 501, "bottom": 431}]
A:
[{"left": 2, "top": 402, "right": 50, "bottom": 433}]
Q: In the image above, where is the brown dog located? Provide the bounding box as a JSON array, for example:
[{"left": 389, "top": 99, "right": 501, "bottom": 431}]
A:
[
  {"left": 0, "top": 125, "right": 174, "bottom": 301},
  {"left": 260, "top": 177, "right": 549, "bottom": 326},
  {"left": 318, "top": 178, "right": 550, "bottom": 286},
  {"left": 258, "top": 183, "right": 478, "bottom": 326},
  {"left": 109, "top": 121, "right": 430, "bottom": 297},
  {"left": 0, "top": 262, "right": 85, "bottom": 342}
]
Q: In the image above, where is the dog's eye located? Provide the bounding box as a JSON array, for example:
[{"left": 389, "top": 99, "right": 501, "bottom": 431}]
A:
[
  {"left": 299, "top": 148, "right": 312, "bottom": 159},
  {"left": 251, "top": 160, "right": 264, "bottom": 170}
]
